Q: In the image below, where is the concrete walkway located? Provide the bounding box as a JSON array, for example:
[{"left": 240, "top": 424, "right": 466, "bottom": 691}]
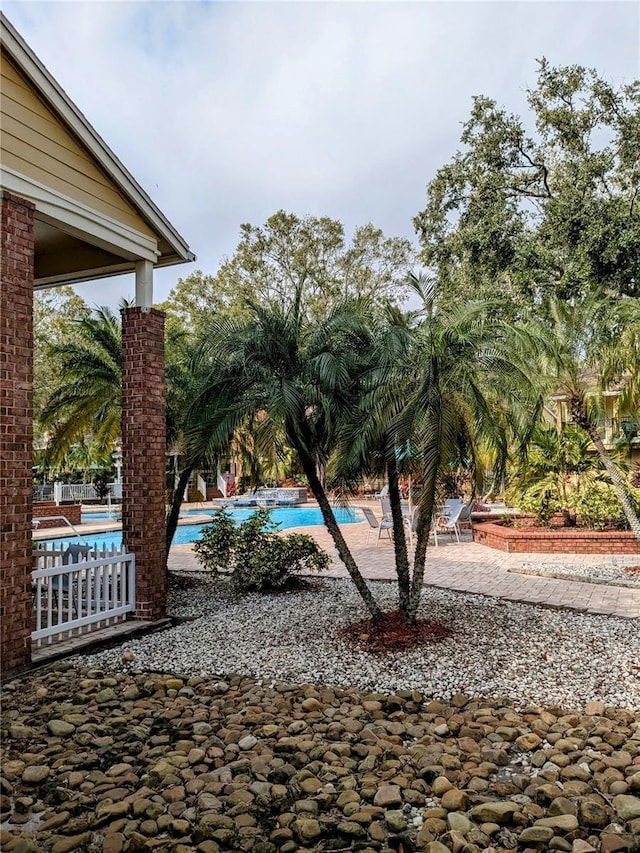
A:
[{"left": 169, "top": 522, "right": 640, "bottom": 620}]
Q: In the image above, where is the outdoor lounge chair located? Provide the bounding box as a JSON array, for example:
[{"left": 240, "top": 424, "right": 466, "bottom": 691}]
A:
[
  {"left": 457, "top": 499, "right": 474, "bottom": 529},
  {"left": 35, "top": 543, "right": 93, "bottom": 617},
  {"left": 361, "top": 506, "right": 394, "bottom": 546},
  {"left": 434, "top": 501, "right": 465, "bottom": 543}
]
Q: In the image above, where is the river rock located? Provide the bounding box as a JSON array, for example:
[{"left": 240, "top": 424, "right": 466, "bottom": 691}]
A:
[{"left": 613, "top": 794, "right": 640, "bottom": 821}]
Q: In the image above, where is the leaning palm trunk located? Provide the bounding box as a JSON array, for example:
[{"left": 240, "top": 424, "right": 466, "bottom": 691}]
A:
[
  {"left": 570, "top": 396, "right": 640, "bottom": 539},
  {"left": 166, "top": 463, "right": 194, "bottom": 560},
  {"left": 386, "top": 456, "right": 411, "bottom": 611},
  {"left": 296, "top": 444, "right": 382, "bottom": 620},
  {"left": 406, "top": 471, "right": 438, "bottom": 625}
]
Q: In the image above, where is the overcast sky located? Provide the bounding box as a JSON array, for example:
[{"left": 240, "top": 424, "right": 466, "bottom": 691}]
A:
[{"left": 4, "top": 0, "right": 639, "bottom": 308}]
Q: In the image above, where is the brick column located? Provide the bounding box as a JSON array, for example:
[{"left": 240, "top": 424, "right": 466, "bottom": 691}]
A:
[
  {"left": 121, "top": 306, "right": 166, "bottom": 621},
  {"left": 1, "top": 192, "right": 35, "bottom": 678}
]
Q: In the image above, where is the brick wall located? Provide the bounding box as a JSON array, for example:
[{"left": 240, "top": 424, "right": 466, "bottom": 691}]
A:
[
  {"left": 1, "top": 192, "right": 35, "bottom": 678},
  {"left": 121, "top": 307, "right": 166, "bottom": 621},
  {"left": 32, "top": 502, "right": 82, "bottom": 529},
  {"left": 473, "top": 522, "right": 640, "bottom": 554}
]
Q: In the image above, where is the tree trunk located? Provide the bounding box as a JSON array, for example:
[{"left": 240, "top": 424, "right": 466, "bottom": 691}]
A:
[
  {"left": 570, "top": 396, "right": 640, "bottom": 538},
  {"left": 386, "top": 455, "right": 410, "bottom": 611},
  {"left": 406, "top": 470, "right": 439, "bottom": 625},
  {"left": 296, "top": 443, "right": 382, "bottom": 620},
  {"left": 166, "top": 463, "right": 194, "bottom": 561}
]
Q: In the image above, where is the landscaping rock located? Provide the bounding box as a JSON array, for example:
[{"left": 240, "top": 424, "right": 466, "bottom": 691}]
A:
[{"left": 2, "top": 661, "right": 640, "bottom": 853}]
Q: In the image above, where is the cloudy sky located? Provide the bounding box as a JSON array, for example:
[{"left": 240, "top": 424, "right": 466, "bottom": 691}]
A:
[{"left": 4, "top": 0, "right": 639, "bottom": 308}]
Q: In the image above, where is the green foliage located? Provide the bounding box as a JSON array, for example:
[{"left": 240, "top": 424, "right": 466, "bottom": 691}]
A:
[
  {"left": 574, "top": 482, "right": 626, "bottom": 530},
  {"left": 506, "top": 425, "right": 609, "bottom": 525},
  {"left": 510, "top": 425, "right": 605, "bottom": 505},
  {"left": 34, "top": 288, "right": 90, "bottom": 440},
  {"left": 193, "top": 508, "right": 330, "bottom": 591},
  {"left": 193, "top": 508, "right": 237, "bottom": 572},
  {"left": 40, "top": 304, "right": 125, "bottom": 467},
  {"left": 161, "top": 211, "right": 415, "bottom": 333},
  {"left": 92, "top": 472, "right": 112, "bottom": 502},
  {"left": 507, "top": 484, "right": 562, "bottom": 526},
  {"left": 414, "top": 60, "right": 640, "bottom": 317}
]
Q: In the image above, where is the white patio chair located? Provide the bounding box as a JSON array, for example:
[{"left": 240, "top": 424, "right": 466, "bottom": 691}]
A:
[
  {"left": 434, "top": 501, "right": 466, "bottom": 543},
  {"left": 361, "top": 506, "right": 394, "bottom": 546}
]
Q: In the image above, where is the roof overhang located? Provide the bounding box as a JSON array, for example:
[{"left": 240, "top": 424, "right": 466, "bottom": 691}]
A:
[{"left": 0, "top": 13, "right": 195, "bottom": 286}]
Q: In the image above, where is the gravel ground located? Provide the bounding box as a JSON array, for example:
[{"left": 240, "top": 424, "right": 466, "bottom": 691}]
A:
[
  {"left": 78, "top": 577, "right": 640, "bottom": 712},
  {"left": 516, "top": 561, "right": 640, "bottom": 588}
]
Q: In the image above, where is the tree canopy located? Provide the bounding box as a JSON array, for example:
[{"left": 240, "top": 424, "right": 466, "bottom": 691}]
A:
[
  {"left": 161, "top": 210, "right": 415, "bottom": 334},
  {"left": 413, "top": 59, "right": 640, "bottom": 316}
]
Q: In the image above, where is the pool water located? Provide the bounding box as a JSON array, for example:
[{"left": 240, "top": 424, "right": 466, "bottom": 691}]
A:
[
  {"left": 41, "top": 506, "right": 363, "bottom": 550},
  {"left": 81, "top": 512, "right": 119, "bottom": 521}
]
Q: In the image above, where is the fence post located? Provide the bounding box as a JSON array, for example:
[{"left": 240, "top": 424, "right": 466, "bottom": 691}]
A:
[{"left": 54, "top": 482, "right": 62, "bottom": 506}]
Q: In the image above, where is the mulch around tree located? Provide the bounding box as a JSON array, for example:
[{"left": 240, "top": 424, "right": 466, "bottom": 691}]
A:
[{"left": 340, "top": 609, "right": 454, "bottom": 654}]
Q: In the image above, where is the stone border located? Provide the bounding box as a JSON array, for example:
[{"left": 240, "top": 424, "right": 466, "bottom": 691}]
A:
[{"left": 508, "top": 565, "right": 640, "bottom": 589}]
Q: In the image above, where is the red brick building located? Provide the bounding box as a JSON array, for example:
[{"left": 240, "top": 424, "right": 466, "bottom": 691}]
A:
[{"left": 0, "top": 14, "right": 194, "bottom": 677}]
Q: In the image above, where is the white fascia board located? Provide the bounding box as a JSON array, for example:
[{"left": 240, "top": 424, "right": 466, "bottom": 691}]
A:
[
  {"left": 1, "top": 13, "right": 194, "bottom": 263},
  {"left": 3, "top": 166, "right": 159, "bottom": 261}
]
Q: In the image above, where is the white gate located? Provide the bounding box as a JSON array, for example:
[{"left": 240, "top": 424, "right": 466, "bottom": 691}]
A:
[{"left": 32, "top": 544, "right": 136, "bottom": 648}]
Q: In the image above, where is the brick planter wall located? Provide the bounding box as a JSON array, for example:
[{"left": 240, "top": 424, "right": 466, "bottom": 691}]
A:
[
  {"left": 121, "top": 307, "right": 166, "bottom": 621},
  {"left": 473, "top": 522, "right": 640, "bottom": 554},
  {"left": 32, "top": 502, "right": 82, "bottom": 529},
  {"left": 0, "top": 192, "right": 35, "bottom": 679}
]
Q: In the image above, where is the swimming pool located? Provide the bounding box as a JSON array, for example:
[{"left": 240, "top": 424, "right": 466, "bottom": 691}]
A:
[
  {"left": 81, "top": 511, "right": 119, "bottom": 522},
  {"left": 39, "top": 506, "right": 364, "bottom": 550}
]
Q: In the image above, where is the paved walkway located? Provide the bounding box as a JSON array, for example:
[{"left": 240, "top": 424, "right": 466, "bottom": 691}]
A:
[{"left": 169, "top": 520, "right": 640, "bottom": 620}]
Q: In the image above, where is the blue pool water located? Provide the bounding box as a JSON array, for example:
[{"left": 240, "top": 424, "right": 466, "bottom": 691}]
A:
[
  {"left": 81, "top": 512, "right": 118, "bottom": 521},
  {"left": 41, "top": 506, "right": 363, "bottom": 550}
]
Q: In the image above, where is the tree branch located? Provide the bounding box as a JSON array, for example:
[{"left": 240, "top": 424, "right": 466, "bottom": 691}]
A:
[{"left": 517, "top": 145, "right": 553, "bottom": 198}]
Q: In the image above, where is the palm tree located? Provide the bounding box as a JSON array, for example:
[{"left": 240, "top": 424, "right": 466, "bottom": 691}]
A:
[
  {"left": 511, "top": 424, "right": 609, "bottom": 525},
  {"left": 540, "top": 293, "right": 640, "bottom": 538},
  {"left": 40, "top": 303, "right": 230, "bottom": 558},
  {"left": 187, "top": 291, "right": 383, "bottom": 619},
  {"left": 331, "top": 303, "right": 416, "bottom": 611},
  {"left": 340, "top": 273, "right": 541, "bottom": 624},
  {"left": 40, "top": 304, "right": 123, "bottom": 466}
]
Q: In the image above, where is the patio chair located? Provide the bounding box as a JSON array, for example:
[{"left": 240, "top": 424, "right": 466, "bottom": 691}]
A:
[
  {"left": 43, "top": 544, "right": 93, "bottom": 616},
  {"left": 434, "top": 501, "right": 465, "bottom": 543},
  {"left": 361, "top": 506, "right": 394, "bottom": 546},
  {"left": 457, "top": 499, "right": 474, "bottom": 530},
  {"left": 380, "top": 495, "right": 392, "bottom": 519}
]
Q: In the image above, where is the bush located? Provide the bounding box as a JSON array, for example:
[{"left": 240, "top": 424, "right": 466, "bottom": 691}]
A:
[
  {"left": 574, "top": 482, "right": 631, "bottom": 530},
  {"left": 193, "top": 508, "right": 237, "bottom": 572},
  {"left": 506, "top": 484, "right": 562, "bottom": 526},
  {"left": 193, "top": 508, "right": 330, "bottom": 590}
]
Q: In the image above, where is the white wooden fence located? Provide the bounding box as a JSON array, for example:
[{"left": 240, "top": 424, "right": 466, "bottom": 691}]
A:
[
  {"left": 51, "top": 482, "right": 123, "bottom": 504},
  {"left": 32, "top": 544, "right": 135, "bottom": 648}
]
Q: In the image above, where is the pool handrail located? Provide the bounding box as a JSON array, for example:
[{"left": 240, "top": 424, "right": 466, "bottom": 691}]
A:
[{"left": 33, "top": 515, "right": 90, "bottom": 545}]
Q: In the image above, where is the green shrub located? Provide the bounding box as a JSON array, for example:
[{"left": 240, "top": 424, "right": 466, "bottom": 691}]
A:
[
  {"left": 193, "top": 507, "right": 237, "bottom": 572},
  {"left": 193, "top": 508, "right": 330, "bottom": 590},
  {"left": 507, "top": 484, "right": 562, "bottom": 526},
  {"left": 575, "top": 482, "right": 627, "bottom": 530}
]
